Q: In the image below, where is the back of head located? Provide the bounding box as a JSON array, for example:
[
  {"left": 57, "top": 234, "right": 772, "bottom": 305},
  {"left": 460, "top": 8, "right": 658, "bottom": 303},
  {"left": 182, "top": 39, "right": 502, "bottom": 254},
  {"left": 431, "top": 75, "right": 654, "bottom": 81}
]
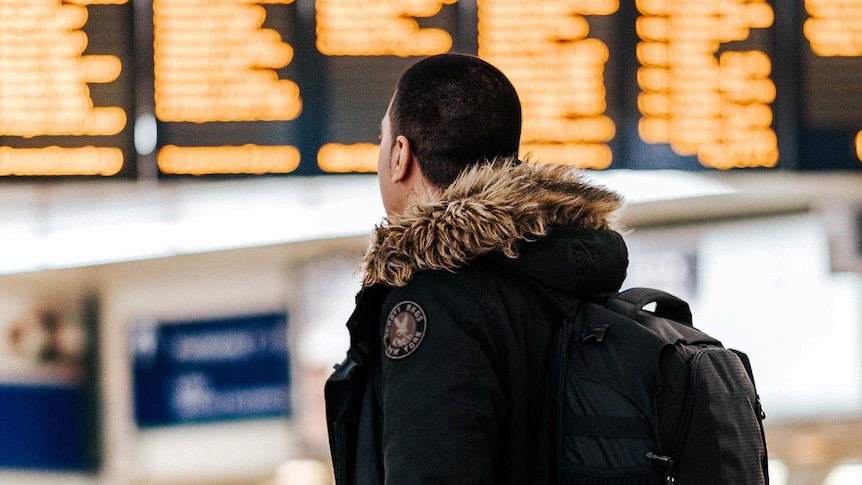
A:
[{"left": 390, "top": 54, "right": 522, "bottom": 189}]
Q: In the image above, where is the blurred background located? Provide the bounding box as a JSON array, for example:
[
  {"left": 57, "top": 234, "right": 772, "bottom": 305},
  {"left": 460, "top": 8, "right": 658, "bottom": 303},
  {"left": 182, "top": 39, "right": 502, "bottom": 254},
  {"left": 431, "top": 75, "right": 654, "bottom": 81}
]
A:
[{"left": 1, "top": 0, "right": 862, "bottom": 484}]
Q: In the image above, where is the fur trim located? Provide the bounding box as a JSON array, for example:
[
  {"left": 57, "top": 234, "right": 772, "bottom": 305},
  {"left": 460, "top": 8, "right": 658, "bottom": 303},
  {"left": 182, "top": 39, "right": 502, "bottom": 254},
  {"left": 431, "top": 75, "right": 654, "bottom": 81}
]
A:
[{"left": 362, "top": 159, "right": 623, "bottom": 287}]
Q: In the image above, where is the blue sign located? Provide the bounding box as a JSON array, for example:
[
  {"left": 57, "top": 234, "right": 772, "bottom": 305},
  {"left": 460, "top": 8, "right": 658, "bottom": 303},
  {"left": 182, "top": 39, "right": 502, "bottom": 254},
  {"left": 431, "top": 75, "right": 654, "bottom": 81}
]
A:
[
  {"left": 0, "top": 384, "right": 97, "bottom": 470},
  {"left": 132, "top": 312, "right": 291, "bottom": 427}
]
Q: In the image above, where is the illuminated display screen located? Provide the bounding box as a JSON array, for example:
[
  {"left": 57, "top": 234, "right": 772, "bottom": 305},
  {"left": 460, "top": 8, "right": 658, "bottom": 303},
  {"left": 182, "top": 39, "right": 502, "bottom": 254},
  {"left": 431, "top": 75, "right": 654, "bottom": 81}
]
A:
[
  {"left": 312, "top": 1, "right": 467, "bottom": 174},
  {"left": 0, "top": 0, "right": 135, "bottom": 177},
  {"left": 798, "top": 0, "right": 862, "bottom": 169},
  {"left": 150, "top": 0, "right": 303, "bottom": 176},
  {"left": 631, "top": 0, "right": 778, "bottom": 170},
  {"left": 478, "top": 0, "right": 619, "bottom": 169},
  {"left": 2, "top": 0, "right": 862, "bottom": 178}
]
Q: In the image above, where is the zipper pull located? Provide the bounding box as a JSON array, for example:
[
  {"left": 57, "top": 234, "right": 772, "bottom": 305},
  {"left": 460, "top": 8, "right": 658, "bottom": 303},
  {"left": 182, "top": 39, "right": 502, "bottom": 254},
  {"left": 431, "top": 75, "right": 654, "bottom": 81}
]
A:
[
  {"left": 646, "top": 452, "right": 675, "bottom": 485},
  {"left": 646, "top": 451, "right": 673, "bottom": 468}
]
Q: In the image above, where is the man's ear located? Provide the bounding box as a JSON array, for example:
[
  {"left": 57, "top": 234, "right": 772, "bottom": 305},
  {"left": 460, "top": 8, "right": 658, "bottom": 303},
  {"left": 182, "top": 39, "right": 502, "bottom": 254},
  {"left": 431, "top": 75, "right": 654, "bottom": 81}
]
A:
[{"left": 390, "top": 135, "right": 415, "bottom": 183}]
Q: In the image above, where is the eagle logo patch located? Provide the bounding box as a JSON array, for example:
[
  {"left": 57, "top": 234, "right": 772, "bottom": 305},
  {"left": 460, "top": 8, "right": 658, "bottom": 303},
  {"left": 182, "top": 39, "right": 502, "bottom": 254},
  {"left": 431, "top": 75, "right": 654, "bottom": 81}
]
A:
[{"left": 383, "top": 301, "right": 427, "bottom": 359}]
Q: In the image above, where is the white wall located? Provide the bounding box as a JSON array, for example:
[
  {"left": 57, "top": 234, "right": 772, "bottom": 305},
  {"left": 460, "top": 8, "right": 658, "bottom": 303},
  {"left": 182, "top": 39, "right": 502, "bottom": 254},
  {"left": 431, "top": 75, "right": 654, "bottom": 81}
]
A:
[
  {"left": 696, "top": 215, "right": 862, "bottom": 419},
  {"left": 100, "top": 249, "right": 297, "bottom": 485},
  {"left": 0, "top": 238, "right": 366, "bottom": 485},
  {"left": 625, "top": 213, "right": 862, "bottom": 421}
]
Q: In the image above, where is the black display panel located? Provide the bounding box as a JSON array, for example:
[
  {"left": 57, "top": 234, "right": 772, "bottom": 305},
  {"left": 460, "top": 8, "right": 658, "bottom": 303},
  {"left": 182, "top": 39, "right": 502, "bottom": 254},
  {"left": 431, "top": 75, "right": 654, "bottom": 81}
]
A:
[
  {"left": 0, "top": 0, "right": 136, "bottom": 178},
  {"left": 798, "top": 0, "right": 862, "bottom": 170},
  {"left": 2, "top": 0, "right": 861, "bottom": 178}
]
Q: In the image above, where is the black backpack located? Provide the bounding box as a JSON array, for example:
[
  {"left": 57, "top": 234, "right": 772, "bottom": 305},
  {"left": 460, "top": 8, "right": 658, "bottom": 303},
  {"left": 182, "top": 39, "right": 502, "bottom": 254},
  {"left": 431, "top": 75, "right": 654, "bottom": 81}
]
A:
[{"left": 554, "top": 288, "right": 768, "bottom": 484}]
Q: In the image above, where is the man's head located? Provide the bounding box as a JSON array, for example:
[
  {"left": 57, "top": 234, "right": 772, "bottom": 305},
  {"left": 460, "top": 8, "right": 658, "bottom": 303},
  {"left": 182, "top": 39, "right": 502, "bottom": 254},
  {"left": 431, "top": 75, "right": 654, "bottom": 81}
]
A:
[{"left": 377, "top": 54, "right": 521, "bottom": 215}]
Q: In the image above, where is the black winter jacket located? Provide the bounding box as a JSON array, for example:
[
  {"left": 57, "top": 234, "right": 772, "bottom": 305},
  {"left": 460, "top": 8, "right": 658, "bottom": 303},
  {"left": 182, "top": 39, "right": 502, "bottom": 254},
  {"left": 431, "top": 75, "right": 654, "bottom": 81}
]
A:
[{"left": 326, "top": 161, "right": 629, "bottom": 485}]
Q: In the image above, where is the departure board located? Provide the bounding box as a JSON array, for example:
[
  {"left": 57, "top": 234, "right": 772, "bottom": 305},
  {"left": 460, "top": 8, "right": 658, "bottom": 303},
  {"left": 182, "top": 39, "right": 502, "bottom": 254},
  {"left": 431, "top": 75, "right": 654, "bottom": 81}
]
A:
[
  {"left": 2, "top": 0, "right": 862, "bottom": 178},
  {"left": 148, "top": 0, "right": 302, "bottom": 176},
  {"left": 0, "top": 0, "right": 135, "bottom": 177},
  {"left": 478, "top": 0, "right": 619, "bottom": 170},
  {"left": 799, "top": 0, "right": 862, "bottom": 170},
  {"left": 630, "top": 0, "right": 778, "bottom": 169},
  {"left": 312, "top": 0, "right": 468, "bottom": 174}
]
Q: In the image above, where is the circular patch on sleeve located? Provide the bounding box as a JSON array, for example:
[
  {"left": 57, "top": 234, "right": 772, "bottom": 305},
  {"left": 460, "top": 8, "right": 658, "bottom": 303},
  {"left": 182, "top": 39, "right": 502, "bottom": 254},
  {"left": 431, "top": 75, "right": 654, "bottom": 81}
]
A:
[{"left": 383, "top": 301, "right": 427, "bottom": 359}]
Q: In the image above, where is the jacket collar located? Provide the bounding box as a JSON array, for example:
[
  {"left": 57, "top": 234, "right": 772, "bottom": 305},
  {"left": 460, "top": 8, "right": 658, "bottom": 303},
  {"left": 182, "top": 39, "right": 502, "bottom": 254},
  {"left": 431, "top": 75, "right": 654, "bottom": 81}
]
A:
[{"left": 361, "top": 159, "right": 624, "bottom": 288}]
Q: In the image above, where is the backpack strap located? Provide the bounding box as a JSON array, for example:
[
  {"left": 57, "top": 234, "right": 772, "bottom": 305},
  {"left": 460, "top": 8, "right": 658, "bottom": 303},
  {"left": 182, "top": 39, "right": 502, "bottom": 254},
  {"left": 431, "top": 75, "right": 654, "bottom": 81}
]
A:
[
  {"left": 551, "top": 315, "right": 577, "bottom": 479},
  {"left": 608, "top": 288, "right": 693, "bottom": 326},
  {"left": 332, "top": 284, "right": 390, "bottom": 379}
]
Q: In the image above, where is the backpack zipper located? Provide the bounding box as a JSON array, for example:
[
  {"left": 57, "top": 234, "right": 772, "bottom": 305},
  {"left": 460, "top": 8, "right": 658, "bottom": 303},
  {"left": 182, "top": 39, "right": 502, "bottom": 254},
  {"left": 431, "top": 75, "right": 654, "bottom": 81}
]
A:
[{"left": 663, "top": 345, "right": 713, "bottom": 484}]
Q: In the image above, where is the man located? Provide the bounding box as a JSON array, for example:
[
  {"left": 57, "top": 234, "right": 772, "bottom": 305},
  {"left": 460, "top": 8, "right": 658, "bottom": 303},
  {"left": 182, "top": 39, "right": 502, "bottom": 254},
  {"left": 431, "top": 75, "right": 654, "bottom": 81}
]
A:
[{"left": 325, "top": 53, "right": 628, "bottom": 485}]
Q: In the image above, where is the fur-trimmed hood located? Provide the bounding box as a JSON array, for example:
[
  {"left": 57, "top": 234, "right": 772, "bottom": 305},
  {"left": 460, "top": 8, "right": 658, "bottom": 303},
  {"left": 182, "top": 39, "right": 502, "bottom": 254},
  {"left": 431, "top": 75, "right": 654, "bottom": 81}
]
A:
[{"left": 362, "top": 159, "right": 628, "bottom": 294}]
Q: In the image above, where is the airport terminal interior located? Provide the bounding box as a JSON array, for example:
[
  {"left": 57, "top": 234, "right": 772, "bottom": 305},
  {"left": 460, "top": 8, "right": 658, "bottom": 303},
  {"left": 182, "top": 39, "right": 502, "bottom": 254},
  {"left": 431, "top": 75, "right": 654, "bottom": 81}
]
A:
[
  {"left": 3, "top": 1, "right": 862, "bottom": 484},
  {"left": 1, "top": 170, "right": 861, "bottom": 485}
]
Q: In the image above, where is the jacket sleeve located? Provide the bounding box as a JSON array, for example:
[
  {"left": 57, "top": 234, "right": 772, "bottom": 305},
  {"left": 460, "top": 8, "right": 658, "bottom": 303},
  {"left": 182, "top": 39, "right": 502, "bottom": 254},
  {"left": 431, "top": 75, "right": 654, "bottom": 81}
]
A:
[{"left": 378, "top": 274, "right": 505, "bottom": 485}]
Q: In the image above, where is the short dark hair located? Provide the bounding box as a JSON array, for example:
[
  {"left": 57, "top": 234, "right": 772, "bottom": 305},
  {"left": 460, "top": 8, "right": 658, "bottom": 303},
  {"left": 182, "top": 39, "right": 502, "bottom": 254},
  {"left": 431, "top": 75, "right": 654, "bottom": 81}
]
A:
[{"left": 390, "top": 54, "right": 522, "bottom": 189}]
